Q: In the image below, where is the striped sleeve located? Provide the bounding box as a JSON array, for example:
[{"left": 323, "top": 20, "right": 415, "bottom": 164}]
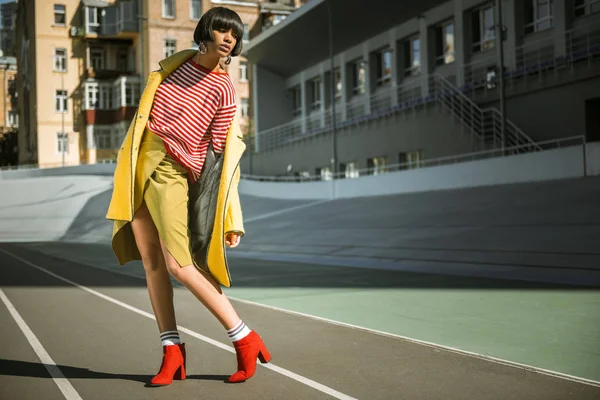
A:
[{"left": 211, "top": 80, "right": 237, "bottom": 154}]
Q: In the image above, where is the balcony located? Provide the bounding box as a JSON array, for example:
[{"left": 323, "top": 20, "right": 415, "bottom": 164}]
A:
[
  {"left": 82, "top": 76, "right": 141, "bottom": 125},
  {"left": 84, "top": 43, "right": 136, "bottom": 80},
  {"left": 72, "top": 1, "right": 138, "bottom": 39}
]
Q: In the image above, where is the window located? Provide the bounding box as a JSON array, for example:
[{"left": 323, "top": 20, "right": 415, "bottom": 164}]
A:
[
  {"left": 486, "top": 66, "right": 497, "bottom": 89},
  {"left": 574, "top": 0, "right": 600, "bottom": 17},
  {"left": 54, "top": 4, "right": 66, "bottom": 26},
  {"left": 100, "top": 85, "right": 113, "bottom": 109},
  {"left": 367, "top": 156, "right": 387, "bottom": 175},
  {"left": 124, "top": 82, "right": 140, "bottom": 106},
  {"left": 85, "top": 83, "right": 114, "bottom": 110},
  {"left": 351, "top": 59, "right": 366, "bottom": 95},
  {"left": 57, "top": 132, "right": 68, "bottom": 154},
  {"left": 333, "top": 68, "right": 342, "bottom": 101},
  {"left": 86, "top": 7, "right": 100, "bottom": 34},
  {"left": 240, "top": 61, "right": 248, "bottom": 82},
  {"left": 341, "top": 161, "right": 359, "bottom": 179},
  {"left": 315, "top": 166, "right": 332, "bottom": 181},
  {"left": 54, "top": 48, "right": 67, "bottom": 71},
  {"left": 85, "top": 83, "right": 99, "bottom": 109},
  {"left": 6, "top": 111, "right": 18, "bottom": 128},
  {"left": 90, "top": 47, "right": 105, "bottom": 70},
  {"left": 291, "top": 86, "right": 301, "bottom": 117},
  {"left": 376, "top": 48, "right": 392, "bottom": 86},
  {"left": 435, "top": 20, "right": 455, "bottom": 65},
  {"left": 472, "top": 4, "right": 495, "bottom": 52},
  {"left": 403, "top": 36, "right": 421, "bottom": 77},
  {"left": 164, "top": 39, "right": 176, "bottom": 58},
  {"left": 243, "top": 24, "right": 249, "bottom": 42},
  {"left": 398, "top": 150, "right": 422, "bottom": 169},
  {"left": 163, "top": 0, "right": 175, "bottom": 18},
  {"left": 190, "top": 0, "right": 201, "bottom": 20},
  {"left": 117, "top": 50, "right": 129, "bottom": 72},
  {"left": 240, "top": 98, "right": 249, "bottom": 118},
  {"left": 55, "top": 90, "right": 68, "bottom": 113},
  {"left": 310, "top": 77, "right": 321, "bottom": 111},
  {"left": 94, "top": 127, "right": 113, "bottom": 149},
  {"left": 525, "top": 0, "right": 553, "bottom": 34}
]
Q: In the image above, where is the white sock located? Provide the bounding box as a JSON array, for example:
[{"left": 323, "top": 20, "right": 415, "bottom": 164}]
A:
[
  {"left": 160, "top": 330, "right": 181, "bottom": 346},
  {"left": 227, "top": 320, "right": 251, "bottom": 342}
]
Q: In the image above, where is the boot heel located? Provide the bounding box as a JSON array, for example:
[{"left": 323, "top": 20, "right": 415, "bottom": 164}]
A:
[
  {"left": 174, "top": 365, "right": 186, "bottom": 380},
  {"left": 257, "top": 343, "right": 271, "bottom": 364}
]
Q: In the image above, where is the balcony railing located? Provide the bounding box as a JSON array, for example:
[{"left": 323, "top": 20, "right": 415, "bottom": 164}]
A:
[
  {"left": 256, "top": 73, "right": 538, "bottom": 154},
  {"left": 462, "top": 20, "right": 600, "bottom": 95}
]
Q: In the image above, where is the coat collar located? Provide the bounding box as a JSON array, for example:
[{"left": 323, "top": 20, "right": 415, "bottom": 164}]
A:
[{"left": 158, "top": 49, "right": 198, "bottom": 75}]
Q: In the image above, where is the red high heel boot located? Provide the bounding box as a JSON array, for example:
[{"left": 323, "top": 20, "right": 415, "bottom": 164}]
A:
[
  {"left": 148, "top": 343, "right": 186, "bottom": 387},
  {"left": 228, "top": 331, "right": 271, "bottom": 383}
]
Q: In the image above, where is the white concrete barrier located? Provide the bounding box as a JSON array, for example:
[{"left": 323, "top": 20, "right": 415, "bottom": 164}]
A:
[{"left": 240, "top": 144, "right": 595, "bottom": 199}]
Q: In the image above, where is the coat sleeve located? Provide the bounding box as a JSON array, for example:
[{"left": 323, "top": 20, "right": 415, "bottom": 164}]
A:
[{"left": 224, "top": 165, "right": 245, "bottom": 236}]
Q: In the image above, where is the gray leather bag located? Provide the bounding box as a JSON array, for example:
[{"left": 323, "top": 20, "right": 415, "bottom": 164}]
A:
[{"left": 188, "top": 143, "right": 224, "bottom": 272}]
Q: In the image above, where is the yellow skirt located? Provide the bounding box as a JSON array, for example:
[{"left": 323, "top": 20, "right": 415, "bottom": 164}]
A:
[{"left": 134, "top": 128, "right": 194, "bottom": 268}]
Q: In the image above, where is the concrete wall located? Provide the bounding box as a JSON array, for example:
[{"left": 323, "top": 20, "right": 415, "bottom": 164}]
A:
[
  {"left": 501, "top": 77, "right": 600, "bottom": 142},
  {"left": 245, "top": 103, "right": 479, "bottom": 176},
  {"left": 255, "top": 64, "right": 292, "bottom": 132},
  {"left": 240, "top": 143, "right": 596, "bottom": 200}
]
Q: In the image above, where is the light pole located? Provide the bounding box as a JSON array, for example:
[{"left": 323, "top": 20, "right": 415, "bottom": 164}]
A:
[
  {"left": 327, "top": 0, "right": 338, "bottom": 195},
  {"left": 496, "top": 0, "right": 506, "bottom": 153}
]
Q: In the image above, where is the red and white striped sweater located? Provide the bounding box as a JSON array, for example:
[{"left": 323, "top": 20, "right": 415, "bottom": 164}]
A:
[{"left": 146, "top": 58, "right": 237, "bottom": 181}]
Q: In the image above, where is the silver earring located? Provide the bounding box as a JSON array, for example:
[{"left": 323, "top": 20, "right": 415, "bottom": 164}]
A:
[
  {"left": 225, "top": 55, "right": 232, "bottom": 65},
  {"left": 199, "top": 41, "right": 207, "bottom": 54}
]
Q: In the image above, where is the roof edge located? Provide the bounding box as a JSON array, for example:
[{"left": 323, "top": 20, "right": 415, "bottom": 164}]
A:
[{"left": 245, "top": 0, "right": 325, "bottom": 56}]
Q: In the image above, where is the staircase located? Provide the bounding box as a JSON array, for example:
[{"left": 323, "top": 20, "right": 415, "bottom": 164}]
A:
[{"left": 430, "top": 74, "right": 540, "bottom": 153}]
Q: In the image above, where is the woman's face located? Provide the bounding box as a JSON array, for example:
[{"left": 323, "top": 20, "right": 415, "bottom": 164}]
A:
[{"left": 209, "top": 27, "right": 238, "bottom": 58}]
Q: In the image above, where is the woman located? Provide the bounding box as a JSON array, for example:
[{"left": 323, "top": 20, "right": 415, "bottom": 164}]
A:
[{"left": 105, "top": 7, "right": 270, "bottom": 386}]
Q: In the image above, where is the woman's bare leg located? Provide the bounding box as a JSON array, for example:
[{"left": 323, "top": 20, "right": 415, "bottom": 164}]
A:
[
  {"left": 160, "top": 240, "right": 240, "bottom": 330},
  {"left": 131, "top": 202, "right": 177, "bottom": 333}
]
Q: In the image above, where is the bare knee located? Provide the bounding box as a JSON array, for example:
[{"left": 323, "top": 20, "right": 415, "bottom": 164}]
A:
[{"left": 140, "top": 242, "right": 166, "bottom": 274}]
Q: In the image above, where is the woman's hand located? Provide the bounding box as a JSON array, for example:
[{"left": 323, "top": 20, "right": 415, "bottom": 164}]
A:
[{"left": 225, "top": 232, "right": 241, "bottom": 248}]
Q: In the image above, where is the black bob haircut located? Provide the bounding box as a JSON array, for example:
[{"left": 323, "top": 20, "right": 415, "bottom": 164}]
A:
[{"left": 194, "top": 7, "right": 244, "bottom": 57}]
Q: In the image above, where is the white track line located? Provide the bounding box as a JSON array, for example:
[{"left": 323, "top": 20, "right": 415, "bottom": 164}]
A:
[
  {"left": 0, "top": 248, "right": 358, "bottom": 400},
  {"left": 0, "top": 289, "right": 83, "bottom": 400},
  {"left": 229, "top": 297, "right": 600, "bottom": 388},
  {"left": 244, "top": 199, "right": 331, "bottom": 223}
]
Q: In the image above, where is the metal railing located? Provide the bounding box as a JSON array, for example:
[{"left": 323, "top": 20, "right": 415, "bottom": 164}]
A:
[
  {"left": 242, "top": 136, "right": 585, "bottom": 182},
  {"left": 463, "top": 22, "right": 600, "bottom": 95},
  {"left": 256, "top": 72, "right": 538, "bottom": 154}
]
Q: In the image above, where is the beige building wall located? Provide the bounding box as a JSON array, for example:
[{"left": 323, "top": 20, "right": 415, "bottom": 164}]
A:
[
  {"left": 143, "top": 0, "right": 204, "bottom": 75},
  {"left": 35, "top": 0, "right": 83, "bottom": 167}
]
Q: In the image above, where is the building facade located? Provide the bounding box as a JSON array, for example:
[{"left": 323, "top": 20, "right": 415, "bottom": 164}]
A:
[
  {"left": 15, "top": 0, "right": 305, "bottom": 168},
  {"left": 245, "top": 0, "right": 600, "bottom": 178},
  {"left": 0, "top": 56, "right": 17, "bottom": 134},
  {"left": 0, "top": 1, "right": 17, "bottom": 58}
]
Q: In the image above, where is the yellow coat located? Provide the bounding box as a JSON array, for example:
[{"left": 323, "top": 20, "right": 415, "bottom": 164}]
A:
[{"left": 105, "top": 49, "right": 246, "bottom": 288}]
